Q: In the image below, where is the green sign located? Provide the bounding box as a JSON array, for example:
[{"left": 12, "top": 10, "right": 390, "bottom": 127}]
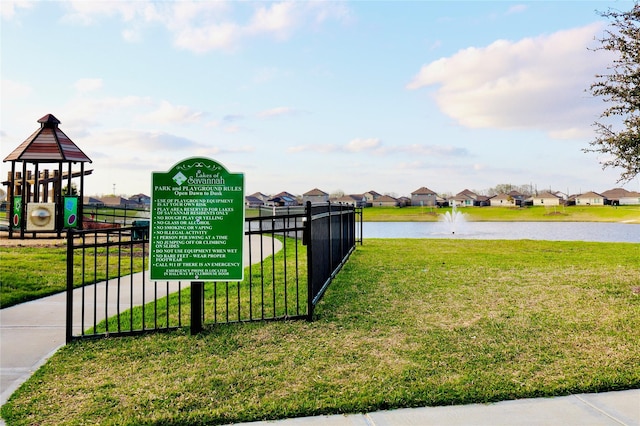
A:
[
  {"left": 63, "top": 196, "right": 79, "bottom": 228},
  {"left": 12, "top": 196, "right": 22, "bottom": 229},
  {"left": 150, "top": 157, "right": 245, "bottom": 281}
]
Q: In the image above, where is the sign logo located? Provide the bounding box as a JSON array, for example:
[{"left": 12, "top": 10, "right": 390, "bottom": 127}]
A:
[{"left": 172, "top": 172, "right": 187, "bottom": 186}]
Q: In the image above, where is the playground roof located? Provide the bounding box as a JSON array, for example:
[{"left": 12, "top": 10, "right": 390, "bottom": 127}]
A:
[{"left": 3, "top": 114, "right": 92, "bottom": 163}]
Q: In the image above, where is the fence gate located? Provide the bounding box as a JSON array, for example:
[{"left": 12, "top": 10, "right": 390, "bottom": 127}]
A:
[{"left": 66, "top": 202, "right": 361, "bottom": 342}]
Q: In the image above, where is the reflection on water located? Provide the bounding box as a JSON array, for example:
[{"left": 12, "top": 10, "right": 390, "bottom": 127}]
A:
[{"left": 363, "top": 222, "right": 640, "bottom": 243}]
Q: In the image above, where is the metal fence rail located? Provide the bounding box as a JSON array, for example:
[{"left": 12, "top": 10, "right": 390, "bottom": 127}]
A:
[
  {"left": 66, "top": 202, "right": 360, "bottom": 341},
  {"left": 305, "top": 202, "right": 358, "bottom": 318},
  {"left": 65, "top": 226, "right": 183, "bottom": 342},
  {"left": 83, "top": 204, "right": 149, "bottom": 227}
]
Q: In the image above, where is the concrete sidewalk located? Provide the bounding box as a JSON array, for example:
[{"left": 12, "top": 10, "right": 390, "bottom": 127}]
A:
[
  {"left": 228, "top": 389, "right": 639, "bottom": 425},
  {"left": 0, "top": 235, "right": 282, "bottom": 407}
]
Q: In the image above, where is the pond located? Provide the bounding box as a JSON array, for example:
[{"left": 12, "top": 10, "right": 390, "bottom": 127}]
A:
[{"left": 362, "top": 221, "right": 640, "bottom": 243}]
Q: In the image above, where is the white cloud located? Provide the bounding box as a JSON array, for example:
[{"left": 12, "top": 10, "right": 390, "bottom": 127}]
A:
[
  {"left": 61, "top": 1, "right": 350, "bottom": 53},
  {"left": 85, "top": 128, "right": 250, "bottom": 154},
  {"left": 0, "top": 0, "right": 33, "bottom": 20},
  {"left": 505, "top": 4, "right": 528, "bottom": 15},
  {"left": 288, "top": 138, "right": 382, "bottom": 154},
  {"left": 289, "top": 139, "right": 468, "bottom": 158},
  {"left": 393, "top": 144, "right": 470, "bottom": 157},
  {"left": 248, "top": 2, "right": 297, "bottom": 38},
  {"left": 173, "top": 22, "right": 243, "bottom": 53},
  {"left": 258, "top": 107, "right": 291, "bottom": 118},
  {"left": 1, "top": 79, "right": 33, "bottom": 98},
  {"left": 407, "top": 23, "right": 612, "bottom": 139},
  {"left": 287, "top": 144, "right": 339, "bottom": 154},
  {"left": 345, "top": 138, "right": 381, "bottom": 152},
  {"left": 62, "top": 96, "right": 152, "bottom": 130},
  {"left": 74, "top": 78, "right": 103, "bottom": 94},
  {"left": 258, "top": 106, "right": 303, "bottom": 118},
  {"left": 62, "top": 1, "right": 143, "bottom": 25},
  {"left": 136, "top": 100, "right": 205, "bottom": 124}
]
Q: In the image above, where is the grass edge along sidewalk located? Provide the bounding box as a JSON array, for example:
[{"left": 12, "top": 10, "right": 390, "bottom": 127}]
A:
[{"left": 2, "top": 238, "right": 640, "bottom": 425}]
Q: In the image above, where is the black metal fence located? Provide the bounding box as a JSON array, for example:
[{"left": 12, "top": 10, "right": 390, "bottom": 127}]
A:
[
  {"left": 66, "top": 202, "right": 361, "bottom": 342},
  {"left": 83, "top": 204, "right": 149, "bottom": 227},
  {"left": 305, "top": 202, "right": 359, "bottom": 315}
]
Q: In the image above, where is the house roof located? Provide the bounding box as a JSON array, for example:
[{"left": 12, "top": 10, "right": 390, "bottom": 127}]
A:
[
  {"left": 376, "top": 195, "right": 398, "bottom": 202},
  {"left": 411, "top": 186, "right": 437, "bottom": 195},
  {"left": 83, "top": 196, "right": 103, "bottom": 204},
  {"left": 3, "top": 114, "right": 92, "bottom": 163},
  {"left": 491, "top": 193, "right": 513, "bottom": 201},
  {"left": 449, "top": 189, "right": 477, "bottom": 201},
  {"left": 245, "top": 195, "right": 264, "bottom": 204},
  {"left": 601, "top": 188, "right": 631, "bottom": 199},
  {"left": 533, "top": 191, "right": 561, "bottom": 199},
  {"left": 269, "top": 195, "right": 296, "bottom": 203},
  {"left": 273, "top": 191, "right": 296, "bottom": 198},
  {"left": 248, "top": 192, "right": 269, "bottom": 200},
  {"left": 304, "top": 188, "right": 328, "bottom": 196},
  {"left": 577, "top": 191, "right": 605, "bottom": 198},
  {"left": 456, "top": 189, "right": 477, "bottom": 198},
  {"left": 334, "top": 195, "right": 362, "bottom": 203}
]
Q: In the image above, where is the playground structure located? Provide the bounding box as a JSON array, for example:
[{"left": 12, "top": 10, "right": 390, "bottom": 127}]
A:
[{"left": 2, "top": 114, "right": 92, "bottom": 239}]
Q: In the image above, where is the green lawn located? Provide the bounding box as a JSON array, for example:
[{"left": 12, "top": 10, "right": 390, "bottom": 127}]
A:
[
  {"left": 0, "top": 244, "right": 147, "bottom": 309},
  {"left": 3, "top": 239, "right": 639, "bottom": 425}
]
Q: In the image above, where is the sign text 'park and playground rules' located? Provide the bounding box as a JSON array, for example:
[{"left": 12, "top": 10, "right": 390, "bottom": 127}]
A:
[{"left": 150, "top": 157, "right": 245, "bottom": 281}]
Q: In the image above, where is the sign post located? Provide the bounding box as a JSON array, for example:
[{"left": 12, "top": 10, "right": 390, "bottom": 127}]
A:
[{"left": 150, "top": 157, "right": 245, "bottom": 282}]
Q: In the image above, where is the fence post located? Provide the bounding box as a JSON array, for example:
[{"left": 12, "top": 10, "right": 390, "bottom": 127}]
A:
[
  {"left": 305, "top": 201, "right": 314, "bottom": 320},
  {"left": 191, "top": 281, "right": 204, "bottom": 335},
  {"left": 65, "top": 229, "right": 74, "bottom": 343}
]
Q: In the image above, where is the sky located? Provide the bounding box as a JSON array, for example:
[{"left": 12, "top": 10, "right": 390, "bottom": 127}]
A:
[{"left": 2, "top": 0, "right": 639, "bottom": 199}]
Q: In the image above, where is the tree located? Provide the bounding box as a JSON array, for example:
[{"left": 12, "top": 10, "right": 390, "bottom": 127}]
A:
[
  {"left": 330, "top": 189, "right": 345, "bottom": 198},
  {"left": 63, "top": 182, "right": 78, "bottom": 196},
  {"left": 586, "top": 2, "right": 640, "bottom": 182}
]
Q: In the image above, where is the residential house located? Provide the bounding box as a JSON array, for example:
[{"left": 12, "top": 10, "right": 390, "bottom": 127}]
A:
[
  {"left": 83, "top": 196, "right": 104, "bottom": 207},
  {"left": 553, "top": 191, "right": 571, "bottom": 204},
  {"left": 302, "top": 188, "right": 329, "bottom": 204},
  {"left": 489, "top": 193, "right": 517, "bottom": 207},
  {"left": 245, "top": 195, "right": 264, "bottom": 208},
  {"left": 601, "top": 188, "right": 640, "bottom": 205},
  {"left": 397, "top": 196, "right": 411, "bottom": 207},
  {"left": 128, "top": 193, "right": 151, "bottom": 207},
  {"left": 268, "top": 191, "right": 299, "bottom": 207},
  {"left": 620, "top": 191, "right": 640, "bottom": 205},
  {"left": 411, "top": 186, "right": 438, "bottom": 207},
  {"left": 530, "top": 191, "right": 561, "bottom": 206},
  {"left": 475, "top": 195, "right": 491, "bottom": 206},
  {"left": 449, "top": 189, "right": 477, "bottom": 207},
  {"left": 248, "top": 192, "right": 270, "bottom": 203},
  {"left": 575, "top": 191, "right": 605, "bottom": 206},
  {"left": 372, "top": 194, "right": 399, "bottom": 207},
  {"left": 334, "top": 194, "right": 367, "bottom": 207},
  {"left": 99, "top": 196, "right": 137, "bottom": 207},
  {"left": 507, "top": 190, "right": 527, "bottom": 206},
  {"left": 363, "top": 190, "right": 382, "bottom": 204}
]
